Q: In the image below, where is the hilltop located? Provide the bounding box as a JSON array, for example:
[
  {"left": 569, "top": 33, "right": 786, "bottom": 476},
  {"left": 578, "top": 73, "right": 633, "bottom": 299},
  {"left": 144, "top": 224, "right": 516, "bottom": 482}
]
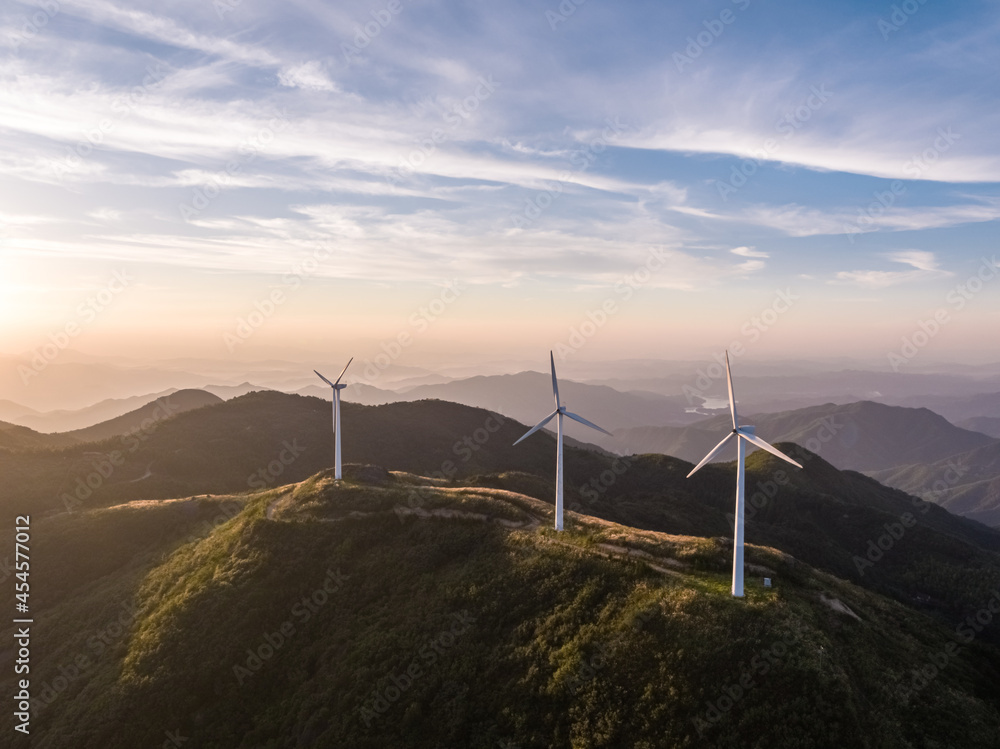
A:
[{"left": 3, "top": 469, "right": 998, "bottom": 748}]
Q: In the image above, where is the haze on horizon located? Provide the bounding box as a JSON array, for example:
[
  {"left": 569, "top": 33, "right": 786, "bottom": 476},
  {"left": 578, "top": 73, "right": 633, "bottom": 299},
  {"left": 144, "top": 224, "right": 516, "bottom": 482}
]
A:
[{"left": 2, "top": 0, "right": 999, "bottom": 388}]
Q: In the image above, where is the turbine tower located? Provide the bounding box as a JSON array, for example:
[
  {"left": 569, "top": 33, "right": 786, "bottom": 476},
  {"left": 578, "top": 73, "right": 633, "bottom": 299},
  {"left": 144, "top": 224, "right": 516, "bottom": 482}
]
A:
[
  {"left": 314, "top": 357, "right": 353, "bottom": 480},
  {"left": 686, "top": 351, "right": 802, "bottom": 597},
  {"left": 514, "top": 352, "right": 611, "bottom": 531}
]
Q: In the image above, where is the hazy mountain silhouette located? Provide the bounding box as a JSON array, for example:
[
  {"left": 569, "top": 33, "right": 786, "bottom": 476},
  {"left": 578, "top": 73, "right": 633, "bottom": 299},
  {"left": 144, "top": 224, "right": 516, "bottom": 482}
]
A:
[
  {"left": 891, "top": 391, "right": 1000, "bottom": 423},
  {"left": 606, "top": 400, "right": 997, "bottom": 473},
  {"left": 61, "top": 389, "right": 222, "bottom": 442},
  {"left": 872, "top": 441, "right": 1000, "bottom": 527},
  {"left": 0, "top": 420, "right": 79, "bottom": 450},
  {"left": 336, "top": 370, "right": 701, "bottom": 431},
  {"left": 958, "top": 416, "right": 1000, "bottom": 439}
]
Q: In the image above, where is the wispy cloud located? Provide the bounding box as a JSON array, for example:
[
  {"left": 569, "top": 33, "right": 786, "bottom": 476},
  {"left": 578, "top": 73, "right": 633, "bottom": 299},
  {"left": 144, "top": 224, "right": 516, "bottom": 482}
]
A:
[
  {"left": 731, "top": 246, "right": 768, "bottom": 259},
  {"left": 834, "top": 250, "right": 951, "bottom": 288},
  {"left": 278, "top": 61, "right": 339, "bottom": 92},
  {"left": 56, "top": 0, "right": 281, "bottom": 67}
]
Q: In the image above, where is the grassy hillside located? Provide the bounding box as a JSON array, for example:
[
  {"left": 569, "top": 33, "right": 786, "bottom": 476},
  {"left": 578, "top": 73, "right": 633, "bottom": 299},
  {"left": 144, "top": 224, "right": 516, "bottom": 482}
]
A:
[
  {"left": 4, "top": 470, "right": 999, "bottom": 748},
  {"left": 475, "top": 446, "right": 1000, "bottom": 632}
]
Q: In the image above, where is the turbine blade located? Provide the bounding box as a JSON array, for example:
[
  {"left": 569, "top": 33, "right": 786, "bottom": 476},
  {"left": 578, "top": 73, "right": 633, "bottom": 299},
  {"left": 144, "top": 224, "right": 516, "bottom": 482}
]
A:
[
  {"left": 549, "top": 351, "right": 560, "bottom": 408},
  {"left": 564, "top": 410, "right": 612, "bottom": 436},
  {"left": 513, "top": 410, "right": 558, "bottom": 446},
  {"left": 686, "top": 433, "right": 737, "bottom": 478},
  {"left": 333, "top": 357, "right": 354, "bottom": 386},
  {"left": 738, "top": 430, "right": 804, "bottom": 469},
  {"left": 725, "top": 350, "right": 738, "bottom": 430},
  {"left": 314, "top": 370, "right": 335, "bottom": 387}
]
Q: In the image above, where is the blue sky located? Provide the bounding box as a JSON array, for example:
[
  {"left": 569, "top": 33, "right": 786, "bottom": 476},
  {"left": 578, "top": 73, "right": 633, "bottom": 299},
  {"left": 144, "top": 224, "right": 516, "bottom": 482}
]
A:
[{"left": 1, "top": 0, "right": 998, "bottom": 365}]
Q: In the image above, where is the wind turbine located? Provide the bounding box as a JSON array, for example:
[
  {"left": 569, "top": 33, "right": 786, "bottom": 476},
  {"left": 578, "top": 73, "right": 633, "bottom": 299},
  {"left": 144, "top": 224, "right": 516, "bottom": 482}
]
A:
[
  {"left": 686, "top": 352, "right": 802, "bottom": 597},
  {"left": 314, "top": 358, "right": 353, "bottom": 480},
  {"left": 514, "top": 352, "right": 612, "bottom": 531}
]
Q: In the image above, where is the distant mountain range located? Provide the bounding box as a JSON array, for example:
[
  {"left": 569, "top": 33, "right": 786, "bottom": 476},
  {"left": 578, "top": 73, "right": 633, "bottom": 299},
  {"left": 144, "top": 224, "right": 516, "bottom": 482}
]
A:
[
  {"left": 61, "top": 389, "right": 222, "bottom": 442},
  {"left": 0, "top": 391, "right": 177, "bottom": 432},
  {"left": 957, "top": 416, "right": 1000, "bottom": 439},
  {"left": 602, "top": 400, "right": 1000, "bottom": 526},
  {"left": 6, "top": 385, "right": 1000, "bottom": 526},
  {"left": 0, "top": 420, "right": 78, "bottom": 451},
  {"left": 892, "top": 391, "right": 1000, "bottom": 423},
  {"left": 0, "top": 385, "right": 255, "bottom": 434},
  {"left": 605, "top": 400, "right": 997, "bottom": 471},
  {"left": 5, "top": 348, "right": 999, "bottom": 422},
  {"left": 872, "top": 442, "right": 1000, "bottom": 527},
  {"left": 331, "top": 371, "right": 703, "bottom": 432},
  {"left": 0, "top": 390, "right": 222, "bottom": 447}
]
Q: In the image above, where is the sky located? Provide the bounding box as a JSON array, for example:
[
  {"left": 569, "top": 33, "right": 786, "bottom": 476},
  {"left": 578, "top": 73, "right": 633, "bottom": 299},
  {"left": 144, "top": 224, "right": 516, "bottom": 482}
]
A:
[{"left": 1, "top": 0, "right": 999, "bottom": 373}]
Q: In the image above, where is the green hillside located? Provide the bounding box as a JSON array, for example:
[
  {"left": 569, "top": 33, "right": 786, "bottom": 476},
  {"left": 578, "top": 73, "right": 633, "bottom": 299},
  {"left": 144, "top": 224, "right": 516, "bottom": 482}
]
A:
[
  {"left": 476, "top": 447, "right": 1000, "bottom": 634},
  {"left": 4, "top": 470, "right": 999, "bottom": 748}
]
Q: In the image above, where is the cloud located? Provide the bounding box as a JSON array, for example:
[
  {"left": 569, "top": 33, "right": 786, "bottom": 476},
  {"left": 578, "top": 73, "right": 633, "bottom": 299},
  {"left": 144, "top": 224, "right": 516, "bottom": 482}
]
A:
[
  {"left": 57, "top": 0, "right": 281, "bottom": 68},
  {"left": 673, "top": 200, "right": 1000, "bottom": 238},
  {"left": 886, "top": 250, "right": 941, "bottom": 272},
  {"left": 87, "top": 208, "right": 122, "bottom": 222},
  {"left": 278, "top": 62, "right": 339, "bottom": 92},
  {"left": 730, "top": 246, "right": 768, "bottom": 259},
  {"left": 734, "top": 259, "right": 766, "bottom": 273},
  {"left": 834, "top": 250, "right": 951, "bottom": 288}
]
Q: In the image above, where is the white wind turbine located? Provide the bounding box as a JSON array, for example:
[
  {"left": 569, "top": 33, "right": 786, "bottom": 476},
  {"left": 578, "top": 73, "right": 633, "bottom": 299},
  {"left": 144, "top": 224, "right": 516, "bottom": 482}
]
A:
[
  {"left": 314, "top": 357, "right": 353, "bottom": 480},
  {"left": 686, "top": 352, "right": 802, "bottom": 597},
  {"left": 514, "top": 352, "right": 612, "bottom": 531}
]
